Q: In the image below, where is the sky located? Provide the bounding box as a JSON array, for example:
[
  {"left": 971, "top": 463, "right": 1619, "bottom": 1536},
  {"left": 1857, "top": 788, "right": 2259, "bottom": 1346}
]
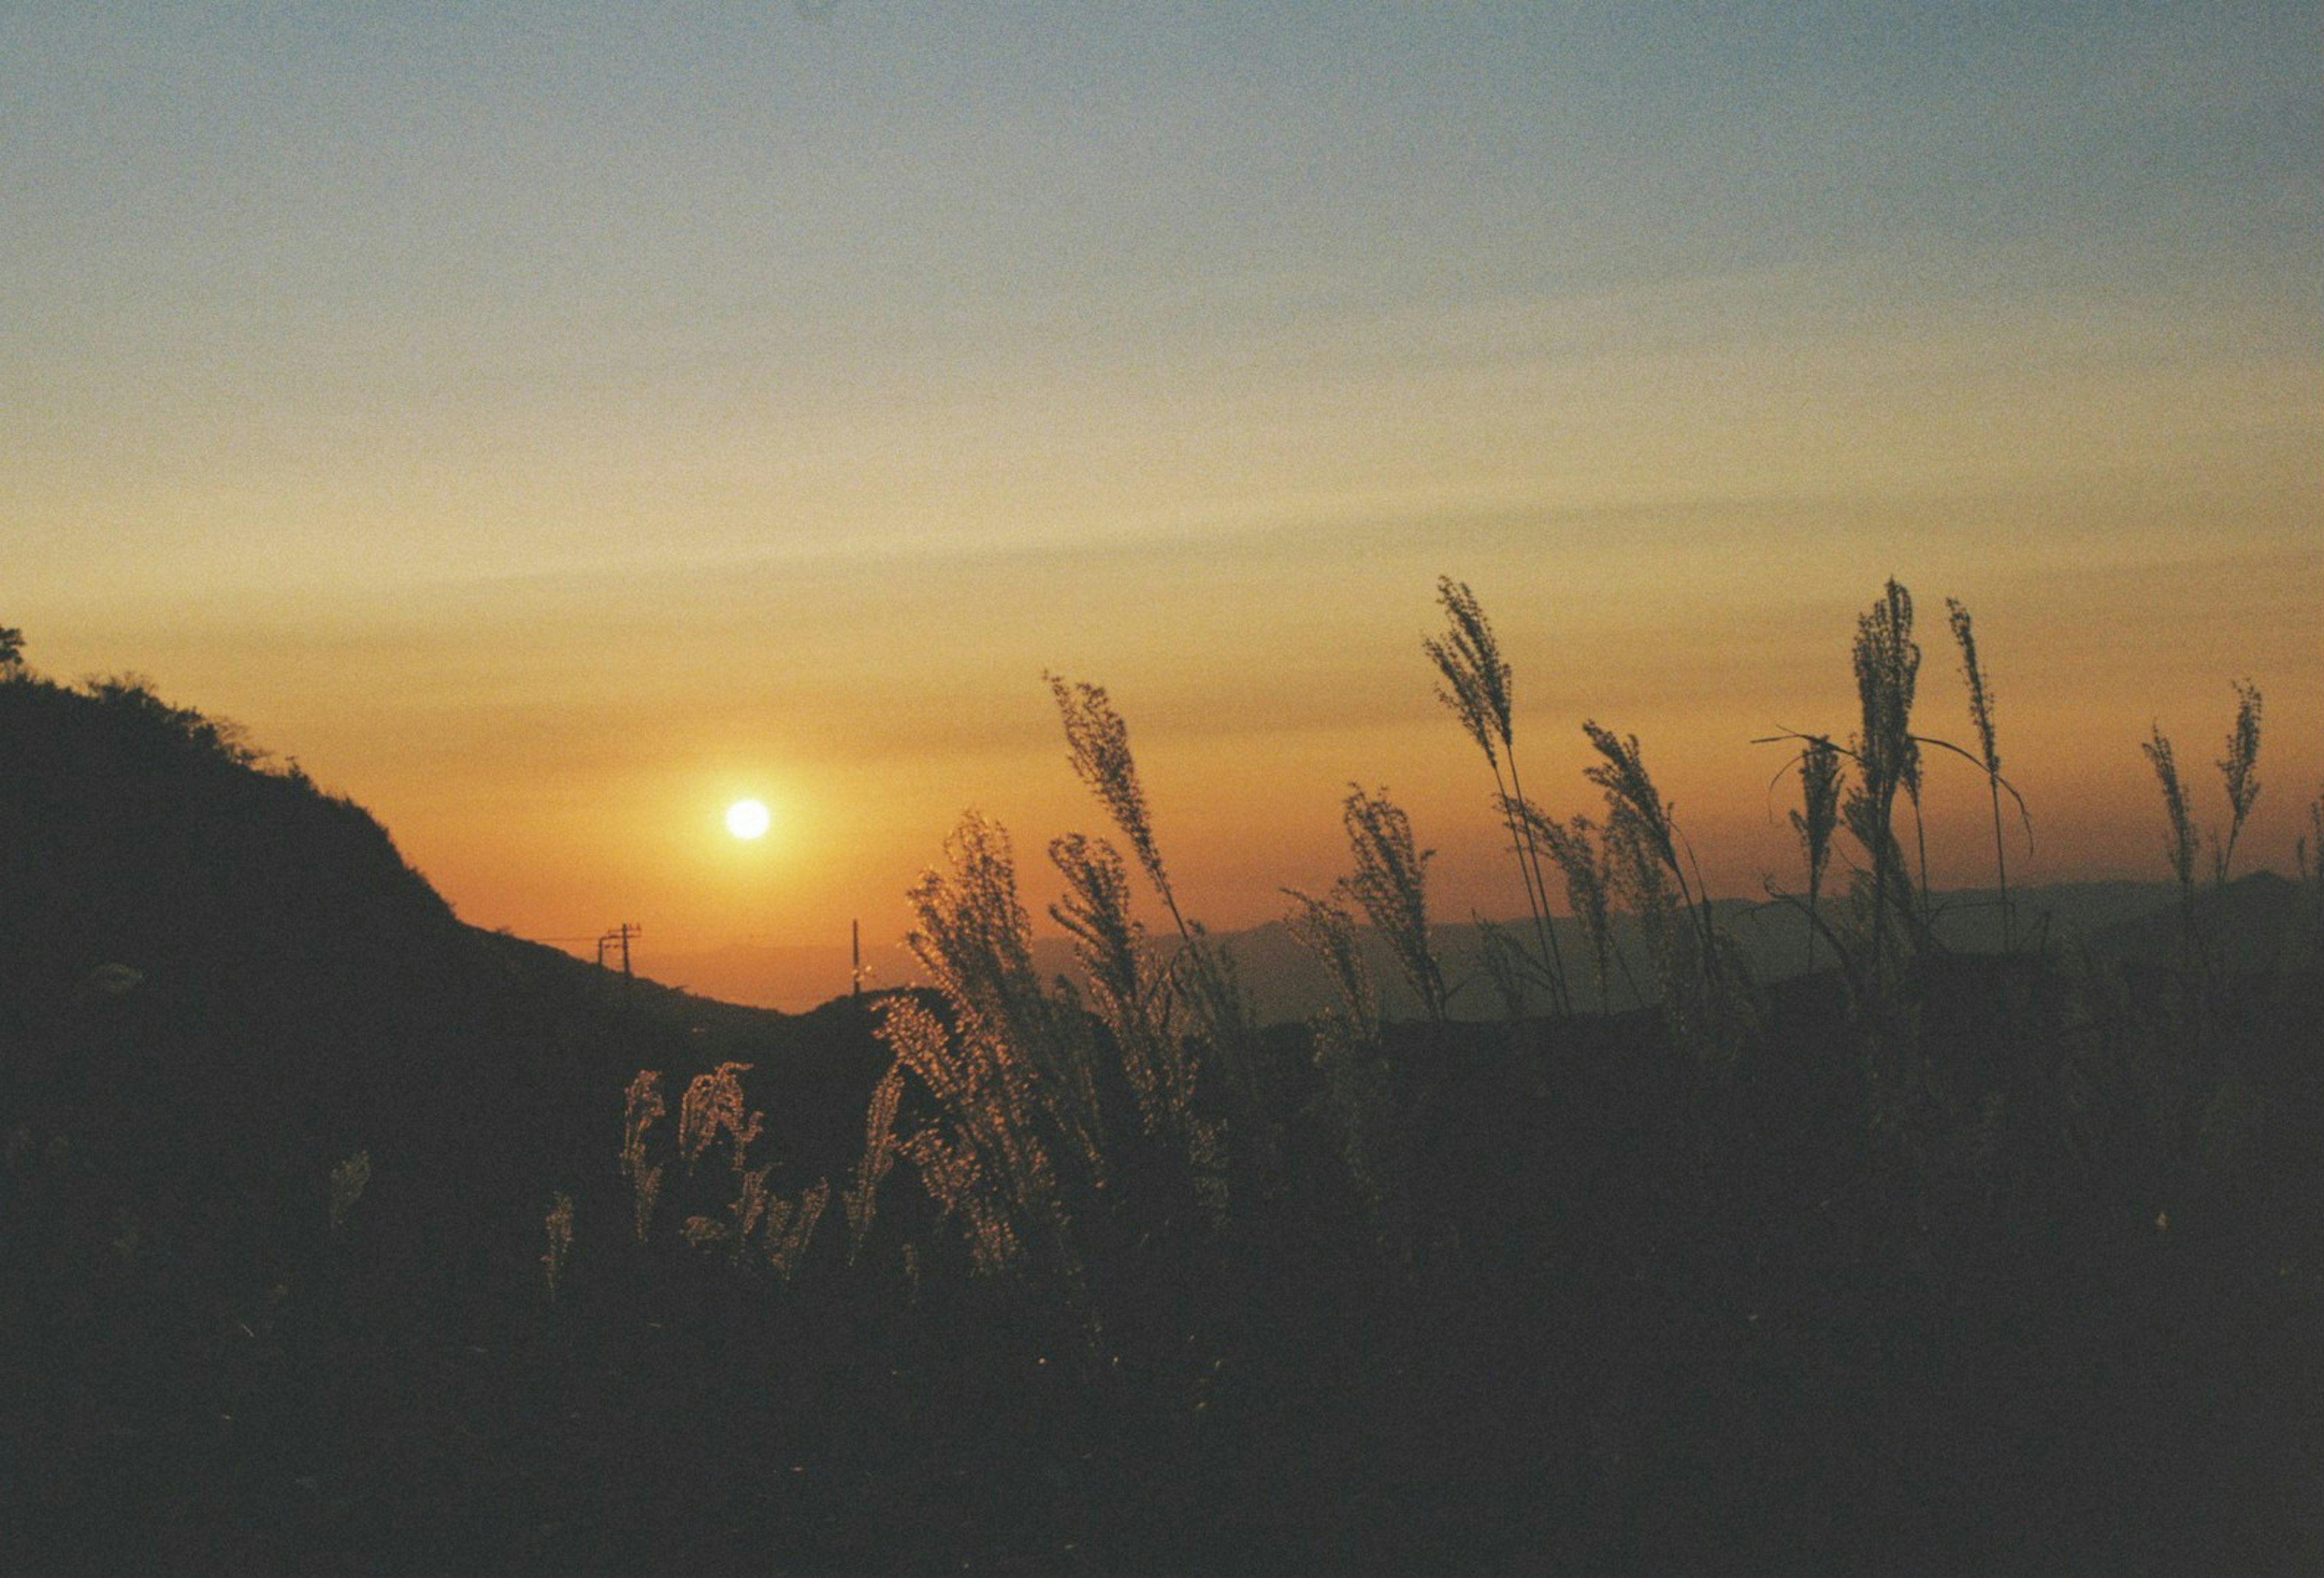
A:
[{"left": 6, "top": 2, "right": 2319, "bottom": 1007}]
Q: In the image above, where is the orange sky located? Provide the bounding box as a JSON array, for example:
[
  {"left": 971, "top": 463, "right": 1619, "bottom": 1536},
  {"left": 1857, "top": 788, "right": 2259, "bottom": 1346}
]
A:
[{"left": 9, "top": 7, "right": 2319, "bottom": 1006}]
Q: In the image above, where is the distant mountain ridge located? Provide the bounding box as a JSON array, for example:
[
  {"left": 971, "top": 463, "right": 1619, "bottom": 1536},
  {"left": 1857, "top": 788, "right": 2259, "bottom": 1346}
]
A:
[{"left": 643, "top": 873, "right": 2308, "bottom": 1019}]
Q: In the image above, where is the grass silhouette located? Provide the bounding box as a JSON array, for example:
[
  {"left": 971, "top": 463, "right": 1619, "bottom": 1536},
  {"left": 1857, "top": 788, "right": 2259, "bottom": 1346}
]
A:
[{"left": 2, "top": 602, "right": 2320, "bottom": 1576}]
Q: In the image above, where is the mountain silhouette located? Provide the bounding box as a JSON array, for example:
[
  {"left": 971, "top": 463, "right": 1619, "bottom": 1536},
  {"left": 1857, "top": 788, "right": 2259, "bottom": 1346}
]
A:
[{"left": 0, "top": 671, "right": 888, "bottom": 1286}]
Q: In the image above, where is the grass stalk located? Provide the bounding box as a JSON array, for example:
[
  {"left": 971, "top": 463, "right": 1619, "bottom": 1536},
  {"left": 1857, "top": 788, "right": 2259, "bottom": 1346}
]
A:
[
  {"left": 1946, "top": 597, "right": 2011, "bottom": 950},
  {"left": 1425, "top": 578, "right": 1571, "bottom": 1015}
]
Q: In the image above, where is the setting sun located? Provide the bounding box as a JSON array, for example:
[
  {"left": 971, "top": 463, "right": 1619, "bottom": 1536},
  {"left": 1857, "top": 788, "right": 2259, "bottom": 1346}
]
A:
[{"left": 724, "top": 798, "right": 771, "bottom": 841}]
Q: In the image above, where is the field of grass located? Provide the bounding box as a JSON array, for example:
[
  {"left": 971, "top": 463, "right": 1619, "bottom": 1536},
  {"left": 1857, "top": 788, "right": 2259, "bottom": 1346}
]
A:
[{"left": 2, "top": 585, "right": 2320, "bottom": 1575}]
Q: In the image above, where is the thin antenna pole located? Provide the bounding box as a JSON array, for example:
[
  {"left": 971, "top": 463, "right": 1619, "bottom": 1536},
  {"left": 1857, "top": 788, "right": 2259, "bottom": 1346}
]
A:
[{"left": 851, "top": 919, "right": 862, "bottom": 999}]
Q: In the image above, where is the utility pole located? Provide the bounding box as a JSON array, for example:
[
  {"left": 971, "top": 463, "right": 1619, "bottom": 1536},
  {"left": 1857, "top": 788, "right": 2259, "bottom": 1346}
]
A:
[
  {"left": 597, "top": 922, "right": 640, "bottom": 977},
  {"left": 851, "top": 919, "right": 862, "bottom": 999}
]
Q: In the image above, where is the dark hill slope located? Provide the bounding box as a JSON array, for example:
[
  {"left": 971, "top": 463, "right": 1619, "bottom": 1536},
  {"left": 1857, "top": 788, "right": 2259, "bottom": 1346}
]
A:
[{"left": 0, "top": 674, "right": 885, "bottom": 1275}]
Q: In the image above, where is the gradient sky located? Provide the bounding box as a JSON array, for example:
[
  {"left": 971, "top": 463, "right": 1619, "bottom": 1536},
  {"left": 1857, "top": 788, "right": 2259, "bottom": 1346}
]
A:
[{"left": 8, "top": 3, "right": 2319, "bottom": 1003}]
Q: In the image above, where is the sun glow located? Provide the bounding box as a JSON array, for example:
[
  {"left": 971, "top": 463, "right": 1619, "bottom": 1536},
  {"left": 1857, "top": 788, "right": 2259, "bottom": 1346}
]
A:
[{"left": 724, "top": 798, "right": 771, "bottom": 841}]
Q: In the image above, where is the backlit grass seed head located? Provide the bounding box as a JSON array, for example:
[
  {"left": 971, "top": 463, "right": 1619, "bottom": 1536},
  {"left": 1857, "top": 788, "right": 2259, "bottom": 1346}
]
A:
[
  {"left": 907, "top": 814, "right": 1052, "bottom": 1054},
  {"left": 902, "top": 1127, "right": 1026, "bottom": 1277},
  {"left": 909, "top": 811, "right": 1105, "bottom": 1182},
  {"left": 2141, "top": 725, "right": 2198, "bottom": 894},
  {"left": 767, "top": 1179, "right": 830, "bottom": 1279},
  {"left": 679, "top": 1062, "right": 761, "bottom": 1172},
  {"left": 621, "top": 1071, "right": 666, "bottom": 1243},
  {"left": 1790, "top": 736, "right": 1843, "bottom": 892},
  {"left": 2214, "top": 679, "right": 2263, "bottom": 884},
  {"left": 1531, "top": 808, "right": 1615, "bottom": 1010},
  {"left": 846, "top": 1065, "right": 905, "bottom": 1264},
  {"left": 2221, "top": 680, "right": 2263, "bottom": 821},
  {"left": 1945, "top": 598, "right": 2000, "bottom": 775},
  {"left": 1583, "top": 723, "right": 1680, "bottom": 878},
  {"left": 1339, "top": 785, "right": 1446, "bottom": 1022},
  {"left": 1853, "top": 579, "right": 1921, "bottom": 797},
  {"left": 1049, "top": 832, "right": 1144, "bottom": 1026},
  {"left": 1048, "top": 674, "right": 1170, "bottom": 902},
  {"left": 1425, "top": 577, "right": 1514, "bottom": 768},
  {"left": 1052, "top": 831, "right": 1181, "bottom": 1137}
]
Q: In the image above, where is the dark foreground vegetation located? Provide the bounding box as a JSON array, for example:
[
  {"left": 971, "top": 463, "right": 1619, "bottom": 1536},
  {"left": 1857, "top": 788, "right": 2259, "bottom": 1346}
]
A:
[{"left": 3, "top": 590, "right": 2321, "bottom": 1576}]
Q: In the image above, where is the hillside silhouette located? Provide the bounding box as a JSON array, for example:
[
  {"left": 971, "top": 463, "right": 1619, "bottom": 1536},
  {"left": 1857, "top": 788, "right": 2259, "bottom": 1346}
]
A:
[{"left": 5, "top": 654, "right": 2322, "bottom": 1575}]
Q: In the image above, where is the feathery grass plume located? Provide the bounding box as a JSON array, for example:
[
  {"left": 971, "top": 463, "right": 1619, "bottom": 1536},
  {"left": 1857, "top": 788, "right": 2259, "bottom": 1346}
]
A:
[
  {"left": 766, "top": 1179, "right": 830, "bottom": 1280},
  {"left": 1585, "top": 723, "right": 1752, "bottom": 1055},
  {"left": 1581, "top": 723, "right": 1713, "bottom": 949},
  {"left": 1521, "top": 803, "right": 1619, "bottom": 1014},
  {"left": 1600, "top": 804, "right": 1696, "bottom": 1028},
  {"left": 2212, "top": 680, "right": 2263, "bottom": 886},
  {"left": 542, "top": 1191, "right": 574, "bottom": 1303},
  {"left": 1848, "top": 579, "right": 1923, "bottom": 965},
  {"left": 2141, "top": 723, "right": 2199, "bottom": 919},
  {"left": 679, "top": 1062, "right": 762, "bottom": 1174},
  {"left": 1284, "top": 888, "right": 1380, "bottom": 1044},
  {"left": 845, "top": 1064, "right": 904, "bottom": 1265},
  {"left": 1945, "top": 597, "right": 2014, "bottom": 949},
  {"left": 1048, "top": 674, "right": 1177, "bottom": 922},
  {"left": 1048, "top": 672, "right": 1261, "bottom": 1179},
  {"left": 878, "top": 991, "right": 1046, "bottom": 1212},
  {"left": 1423, "top": 576, "right": 1513, "bottom": 766},
  {"left": 1789, "top": 735, "right": 1844, "bottom": 971},
  {"left": 885, "top": 850, "right": 1075, "bottom": 1283},
  {"left": 1164, "top": 926, "right": 1262, "bottom": 1120},
  {"left": 1339, "top": 786, "right": 1448, "bottom": 1022},
  {"left": 1049, "top": 832, "right": 1174, "bottom": 1136},
  {"left": 1051, "top": 830, "right": 1229, "bottom": 1218},
  {"left": 674, "top": 1065, "right": 777, "bottom": 1260},
  {"left": 900, "top": 1126, "right": 1026, "bottom": 1276},
  {"left": 729, "top": 1157, "right": 775, "bottom": 1263},
  {"left": 620, "top": 1071, "right": 666, "bottom": 1243},
  {"left": 328, "top": 1149, "right": 370, "bottom": 1237},
  {"left": 908, "top": 812, "right": 1105, "bottom": 1181},
  {"left": 1424, "top": 578, "right": 1571, "bottom": 1014}
]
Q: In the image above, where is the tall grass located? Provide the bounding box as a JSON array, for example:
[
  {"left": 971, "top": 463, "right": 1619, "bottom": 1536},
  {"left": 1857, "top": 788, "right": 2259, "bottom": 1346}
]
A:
[
  {"left": 1787, "top": 735, "right": 1843, "bottom": 971},
  {"left": 1425, "top": 579, "right": 1572, "bottom": 1015},
  {"left": 2141, "top": 726, "right": 2201, "bottom": 970},
  {"left": 844, "top": 1065, "right": 904, "bottom": 1265},
  {"left": 1049, "top": 829, "right": 1228, "bottom": 1219},
  {"left": 1338, "top": 786, "right": 1448, "bottom": 1024},
  {"left": 893, "top": 815, "right": 1083, "bottom": 1275},
  {"left": 1580, "top": 722, "right": 1755, "bottom": 1054},
  {"left": 620, "top": 1071, "right": 666, "bottom": 1244},
  {"left": 1847, "top": 579, "right": 1923, "bottom": 971},
  {"left": 1527, "top": 809, "right": 1618, "bottom": 1013},
  {"left": 2213, "top": 680, "right": 2263, "bottom": 887},
  {"left": 597, "top": 574, "right": 2297, "bottom": 1312},
  {"left": 2142, "top": 680, "right": 2266, "bottom": 977},
  {"left": 1048, "top": 672, "right": 1258, "bottom": 1186}
]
